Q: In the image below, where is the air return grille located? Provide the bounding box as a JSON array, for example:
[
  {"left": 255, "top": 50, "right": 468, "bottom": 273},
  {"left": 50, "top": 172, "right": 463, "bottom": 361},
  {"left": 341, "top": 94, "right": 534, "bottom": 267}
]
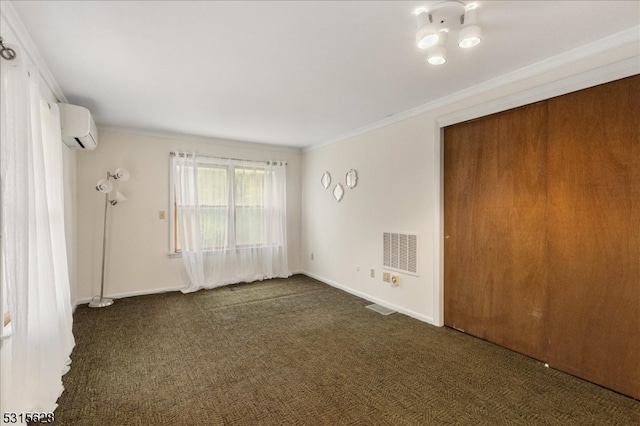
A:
[{"left": 383, "top": 232, "right": 418, "bottom": 276}]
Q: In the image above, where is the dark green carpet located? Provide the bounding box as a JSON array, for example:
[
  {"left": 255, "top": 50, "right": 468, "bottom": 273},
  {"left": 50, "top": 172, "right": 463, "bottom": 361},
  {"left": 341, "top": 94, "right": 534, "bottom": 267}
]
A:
[{"left": 54, "top": 275, "right": 639, "bottom": 425}]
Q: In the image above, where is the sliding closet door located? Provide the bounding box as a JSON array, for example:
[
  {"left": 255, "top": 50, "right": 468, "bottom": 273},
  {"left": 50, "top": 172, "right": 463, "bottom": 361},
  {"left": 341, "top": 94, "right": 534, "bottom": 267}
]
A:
[
  {"left": 546, "top": 75, "right": 640, "bottom": 399},
  {"left": 444, "top": 102, "right": 548, "bottom": 361}
]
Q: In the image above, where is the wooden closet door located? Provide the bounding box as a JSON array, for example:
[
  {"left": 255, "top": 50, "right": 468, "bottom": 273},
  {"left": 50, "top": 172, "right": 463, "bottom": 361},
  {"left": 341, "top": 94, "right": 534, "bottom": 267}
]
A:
[
  {"left": 444, "top": 102, "right": 548, "bottom": 361},
  {"left": 546, "top": 75, "right": 640, "bottom": 399}
]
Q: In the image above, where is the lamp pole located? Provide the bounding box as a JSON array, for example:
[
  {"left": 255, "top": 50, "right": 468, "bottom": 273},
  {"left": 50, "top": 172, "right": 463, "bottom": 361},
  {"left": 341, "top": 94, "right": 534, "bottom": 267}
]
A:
[
  {"left": 89, "top": 172, "right": 115, "bottom": 308},
  {"left": 89, "top": 168, "right": 129, "bottom": 308}
]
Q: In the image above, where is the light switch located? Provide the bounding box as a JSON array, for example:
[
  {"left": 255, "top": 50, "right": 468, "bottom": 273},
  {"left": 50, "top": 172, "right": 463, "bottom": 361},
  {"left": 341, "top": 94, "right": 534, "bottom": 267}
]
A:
[{"left": 159, "top": 210, "right": 166, "bottom": 220}]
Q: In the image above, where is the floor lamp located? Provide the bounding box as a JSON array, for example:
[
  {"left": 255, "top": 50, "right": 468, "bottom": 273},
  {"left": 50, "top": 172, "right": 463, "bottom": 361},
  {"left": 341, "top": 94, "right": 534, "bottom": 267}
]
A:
[{"left": 89, "top": 167, "right": 130, "bottom": 308}]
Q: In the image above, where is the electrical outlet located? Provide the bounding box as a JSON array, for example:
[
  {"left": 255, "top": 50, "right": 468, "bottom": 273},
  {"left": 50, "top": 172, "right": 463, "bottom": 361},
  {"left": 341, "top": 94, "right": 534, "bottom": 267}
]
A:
[
  {"left": 355, "top": 265, "right": 360, "bottom": 272},
  {"left": 391, "top": 275, "right": 400, "bottom": 286},
  {"left": 382, "top": 272, "right": 390, "bottom": 283},
  {"left": 370, "top": 269, "right": 375, "bottom": 278}
]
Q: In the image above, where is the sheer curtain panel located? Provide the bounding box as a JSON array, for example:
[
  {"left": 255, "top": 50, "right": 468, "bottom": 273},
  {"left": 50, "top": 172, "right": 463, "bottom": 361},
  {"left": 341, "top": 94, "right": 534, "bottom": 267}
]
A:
[
  {"left": 0, "top": 48, "right": 75, "bottom": 414},
  {"left": 172, "top": 153, "right": 290, "bottom": 292}
]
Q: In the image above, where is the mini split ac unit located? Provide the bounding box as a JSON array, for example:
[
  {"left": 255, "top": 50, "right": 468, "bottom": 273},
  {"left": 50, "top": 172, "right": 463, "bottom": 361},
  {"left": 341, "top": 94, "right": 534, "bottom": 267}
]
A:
[{"left": 59, "top": 103, "right": 98, "bottom": 150}]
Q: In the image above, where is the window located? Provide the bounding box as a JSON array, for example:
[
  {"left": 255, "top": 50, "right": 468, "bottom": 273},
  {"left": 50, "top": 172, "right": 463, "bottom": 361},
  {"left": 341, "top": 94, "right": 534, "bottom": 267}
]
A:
[
  {"left": 234, "top": 167, "right": 266, "bottom": 247},
  {"left": 182, "top": 163, "right": 228, "bottom": 251},
  {"left": 171, "top": 156, "right": 282, "bottom": 253}
]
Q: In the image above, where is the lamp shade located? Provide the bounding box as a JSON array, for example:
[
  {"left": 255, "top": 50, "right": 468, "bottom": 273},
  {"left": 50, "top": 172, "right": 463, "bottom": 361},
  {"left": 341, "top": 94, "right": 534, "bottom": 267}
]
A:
[
  {"left": 416, "top": 25, "right": 440, "bottom": 49},
  {"left": 96, "top": 179, "right": 113, "bottom": 193},
  {"left": 113, "top": 168, "right": 130, "bottom": 181},
  {"left": 459, "top": 24, "right": 482, "bottom": 48},
  {"left": 427, "top": 45, "right": 447, "bottom": 65},
  {"left": 415, "top": 11, "right": 440, "bottom": 49},
  {"left": 110, "top": 190, "right": 128, "bottom": 205}
]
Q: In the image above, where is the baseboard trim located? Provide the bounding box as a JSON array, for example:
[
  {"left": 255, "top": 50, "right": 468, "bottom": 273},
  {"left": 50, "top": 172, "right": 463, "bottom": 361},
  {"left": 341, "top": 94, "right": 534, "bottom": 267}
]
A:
[
  {"left": 302, "top": 271, "right": 437, "bottom": 326},
  {"left": 71, "top": 274, "right": 431, "bottom": 326},
  {"left": 71, "top": 271, "right": 308, "bottom": 309},
  {"left": 74, "top": 285, "right": 185, "bottom": 309},
  {"left": 71, "top": 272, "right": 308, "bottom": 310}
]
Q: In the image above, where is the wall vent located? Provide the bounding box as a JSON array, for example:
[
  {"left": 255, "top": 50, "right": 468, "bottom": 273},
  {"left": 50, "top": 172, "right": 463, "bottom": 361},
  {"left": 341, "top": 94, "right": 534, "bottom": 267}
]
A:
[{"left": 383, "top": 232, "right": 418, "bottom": 276}]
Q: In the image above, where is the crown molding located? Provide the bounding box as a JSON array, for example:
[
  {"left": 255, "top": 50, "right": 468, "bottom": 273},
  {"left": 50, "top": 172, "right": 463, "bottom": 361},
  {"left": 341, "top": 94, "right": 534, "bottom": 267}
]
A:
[
  {"left": 0, "top": 1, "right": 67, "bottom": 103},
  {"left": 304, "top": 25, "right": 640, "bottom": 153},
  {"left": 97, "top": 125, "right": 302, "bottom": 154},
  {"left": 436, "top": 56, "right": 638, "bottom": 129}
]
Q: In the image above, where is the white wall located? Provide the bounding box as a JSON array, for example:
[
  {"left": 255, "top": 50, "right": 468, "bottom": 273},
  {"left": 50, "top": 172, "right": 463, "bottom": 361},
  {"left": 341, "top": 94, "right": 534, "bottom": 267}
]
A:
[
  {"left": 301, "top": 28, "right": 640, "bottom": 325},
  {"left": 302, "top": 115, "right": 435, "bottom": 322},
  {"left": 75, "top": 130, "right": 302, "bottom": 302}
]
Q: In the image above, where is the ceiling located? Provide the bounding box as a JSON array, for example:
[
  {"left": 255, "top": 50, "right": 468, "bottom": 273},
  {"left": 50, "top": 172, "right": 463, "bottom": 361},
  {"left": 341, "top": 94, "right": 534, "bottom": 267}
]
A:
[{"left": 9, "top": 1, "right": 640, "bottom": 148}]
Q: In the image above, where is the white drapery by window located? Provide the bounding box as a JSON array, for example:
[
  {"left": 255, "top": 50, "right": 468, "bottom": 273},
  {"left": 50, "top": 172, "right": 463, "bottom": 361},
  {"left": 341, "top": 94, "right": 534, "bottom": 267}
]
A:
[
  {"left": 0, "top": 49, "right": 75, "bottom": 414},
  {"left": 172, "top": 153, "right": 290, "bottom": 292}
]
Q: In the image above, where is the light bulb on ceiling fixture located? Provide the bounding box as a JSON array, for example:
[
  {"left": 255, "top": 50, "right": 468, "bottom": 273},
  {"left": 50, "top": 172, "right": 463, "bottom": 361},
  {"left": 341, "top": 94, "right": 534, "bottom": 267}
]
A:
[
  {"left": 427, "top": 30, "right": 447, "bottom": 65},
  {"left": 458, "top": 24, "right": 482, "bottom": 48},
  {"left": 427, "top": 45, "right": 447, "bottom": 65},
  {"left": 415, "top": 12, "right": 440, "bottom": 49},
  {"left": 417, "top": 29, "right": 440, "bottom": 50},
  {"left": 459, "top": 7, "right": 482, "bottom": 48}
]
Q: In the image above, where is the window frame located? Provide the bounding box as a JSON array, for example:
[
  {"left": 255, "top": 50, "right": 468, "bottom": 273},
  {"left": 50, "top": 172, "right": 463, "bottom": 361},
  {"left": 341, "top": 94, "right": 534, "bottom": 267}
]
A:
[{"left": 169, "top": 155, "right": 275, "bottom": 255}]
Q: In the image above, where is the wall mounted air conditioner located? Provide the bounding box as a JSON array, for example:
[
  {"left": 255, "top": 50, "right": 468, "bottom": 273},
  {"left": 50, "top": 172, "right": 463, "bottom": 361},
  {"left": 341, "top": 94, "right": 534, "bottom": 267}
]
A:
[{"left": 59, "top": 103, "right": 98, "bottom": 150}]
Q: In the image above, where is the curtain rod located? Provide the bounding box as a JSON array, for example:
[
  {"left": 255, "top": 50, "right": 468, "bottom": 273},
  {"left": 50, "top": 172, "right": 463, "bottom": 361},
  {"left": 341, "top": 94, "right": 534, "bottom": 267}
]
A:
[{"left": 170, "top": 151, "right": 287, "bottom": 165}]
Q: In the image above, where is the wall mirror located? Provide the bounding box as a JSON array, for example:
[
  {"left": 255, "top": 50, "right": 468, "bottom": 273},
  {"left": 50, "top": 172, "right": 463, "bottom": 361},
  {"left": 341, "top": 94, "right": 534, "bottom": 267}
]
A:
[
  {"left": 345, "top": 169, "right": 358, "bottom": 189},
  {"left": 333, "top": 183, "right": 344, "bottom": 202},
  {"left": 321, "top": 171, "right": 331, "bottom": 189}
]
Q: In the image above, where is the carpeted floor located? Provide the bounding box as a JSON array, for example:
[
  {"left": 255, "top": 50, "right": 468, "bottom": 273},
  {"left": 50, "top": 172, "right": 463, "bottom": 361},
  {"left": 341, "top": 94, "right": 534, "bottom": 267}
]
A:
[{"left": 54, "top": 275, "right": 639, "bottom": 425}]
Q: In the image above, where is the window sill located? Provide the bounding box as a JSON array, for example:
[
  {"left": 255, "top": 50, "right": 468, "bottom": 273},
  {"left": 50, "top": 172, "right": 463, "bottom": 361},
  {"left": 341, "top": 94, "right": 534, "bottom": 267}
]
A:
[{"left": 168, "top": 245, "right": 282, "bottom": 258}]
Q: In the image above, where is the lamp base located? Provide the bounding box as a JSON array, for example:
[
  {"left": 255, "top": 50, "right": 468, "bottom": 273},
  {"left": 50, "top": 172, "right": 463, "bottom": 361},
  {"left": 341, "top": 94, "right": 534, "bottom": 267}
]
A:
[{"left": 88, "top": 296, "right": 114, "bottom": 308}]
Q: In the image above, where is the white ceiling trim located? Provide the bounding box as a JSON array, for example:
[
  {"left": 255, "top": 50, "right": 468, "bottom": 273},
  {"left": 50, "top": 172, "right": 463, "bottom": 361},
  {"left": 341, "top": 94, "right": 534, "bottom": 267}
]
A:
[
  {"left": 436, "top": 56, "right": 639, "bottom": 129},
  {"left": 97, "top": 126, "right": 301, "bottom": 154},
  {"left": 304, "top": 25, "right": 640, "bottom": 153},
  {"left": 1, "top": 1, "right": 67, "bottom": 103}
]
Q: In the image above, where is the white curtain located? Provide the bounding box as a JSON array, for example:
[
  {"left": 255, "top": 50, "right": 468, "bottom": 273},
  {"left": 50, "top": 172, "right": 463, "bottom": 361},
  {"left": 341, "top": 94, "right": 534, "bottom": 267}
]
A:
[
  {"left": 0, "top": 48, "right": 75, "bottom": 414},
  {"left": 172, "top": 153, "right": 289, "bottom": 293}
]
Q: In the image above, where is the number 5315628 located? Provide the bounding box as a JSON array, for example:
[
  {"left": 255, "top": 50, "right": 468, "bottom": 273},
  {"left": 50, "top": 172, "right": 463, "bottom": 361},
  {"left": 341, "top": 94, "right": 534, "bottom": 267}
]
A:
[{"left": 3, "top": 412, "right": 55, "bottom": 423}]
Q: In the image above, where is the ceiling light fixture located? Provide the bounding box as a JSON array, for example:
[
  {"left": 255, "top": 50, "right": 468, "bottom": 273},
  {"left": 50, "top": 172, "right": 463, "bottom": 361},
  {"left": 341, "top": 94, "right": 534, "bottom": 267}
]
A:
[{"left": 414, "top": 1, "right": 482, "bottom": 65}]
